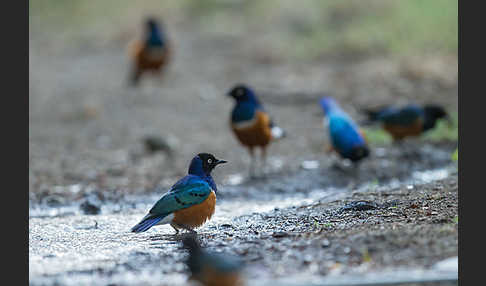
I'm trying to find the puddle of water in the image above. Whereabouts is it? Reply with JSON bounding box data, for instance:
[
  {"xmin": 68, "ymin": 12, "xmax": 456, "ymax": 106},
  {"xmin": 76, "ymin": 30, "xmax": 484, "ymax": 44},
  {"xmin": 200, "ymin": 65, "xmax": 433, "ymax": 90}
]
[{"xmin": 301, "ymin": 160, "xmax": 320, "ymax": 170}]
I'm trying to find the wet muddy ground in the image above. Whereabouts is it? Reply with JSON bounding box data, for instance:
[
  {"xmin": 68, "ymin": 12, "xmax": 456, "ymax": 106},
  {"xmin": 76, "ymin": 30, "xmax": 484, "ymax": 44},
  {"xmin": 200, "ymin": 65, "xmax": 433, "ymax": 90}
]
[
  {"xmin": 29, "ymin": 142, "xmax": 458, "ymax": 285},
  {"xmin": 29, "ymin": 3, "xmax": 458, "ymax": 284}
]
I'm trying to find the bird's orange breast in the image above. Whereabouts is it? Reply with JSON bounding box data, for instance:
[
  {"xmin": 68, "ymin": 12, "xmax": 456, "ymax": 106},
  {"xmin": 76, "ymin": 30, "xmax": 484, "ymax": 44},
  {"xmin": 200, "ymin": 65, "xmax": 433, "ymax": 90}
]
[
  {"xmin": 132, "ymin": 41, "xmax": 170, "ymax": 71},
  {"xmin": 193, "ymin": 268, "xmax": 243, "ymax": 286},
  {"xmin": 384, "ymin": 118, "xmax": 424, "ymax": 140},
  {"xmin": 173, "ymin": 191, "xmax": 216, "ymax": 228},
  {"xmin": 231, "ymin": 111, "xmax": 272, "ymax": 148}
]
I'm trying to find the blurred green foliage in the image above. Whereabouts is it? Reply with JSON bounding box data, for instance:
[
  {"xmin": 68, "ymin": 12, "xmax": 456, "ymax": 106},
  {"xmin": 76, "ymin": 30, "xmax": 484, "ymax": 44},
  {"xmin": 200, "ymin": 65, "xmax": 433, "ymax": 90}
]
[
  {"xmin": 30, "ymin": 0, "xmax": 457, "ymax": 59},
  {"xmin": 451, "ymin": 148, "xmax": 458, "ymax": 162}
]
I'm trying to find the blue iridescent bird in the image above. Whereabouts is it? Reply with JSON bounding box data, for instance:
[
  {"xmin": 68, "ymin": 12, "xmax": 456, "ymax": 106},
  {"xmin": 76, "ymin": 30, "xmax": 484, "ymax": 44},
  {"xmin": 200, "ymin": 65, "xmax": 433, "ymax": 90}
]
[
  {"xmin": 183, "ymin": 234, "xmax": 244, "ymax": 286},
  {"xmin": 227, "ymin": 84, "xmax": 285, "ymax": 176},
  {"xmin": 129, "ymin": 17, "xmax": 171, "ymax": 85},
  {"xmin": 319, "ymin": 97, "xmax": 369, "ymax": 163},
  {"xmin": 362, "ymin": 104, "xmax": 451, "ymax": 141},
  {"xmin": 131, "ymin": 153, "xmax": 226, "ymax": 234}
]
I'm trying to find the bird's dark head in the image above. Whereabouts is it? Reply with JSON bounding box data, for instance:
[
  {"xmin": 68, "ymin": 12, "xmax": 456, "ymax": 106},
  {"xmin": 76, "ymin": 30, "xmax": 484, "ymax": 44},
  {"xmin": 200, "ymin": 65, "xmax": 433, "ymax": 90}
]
[
  {"xmin": 424, "ymin": 105, "xmax": 448, "ymax": 119},
  {"xmin": 227, "ymin": 84, "xmax": 258, "ymax": 103},
  {"xmin": 424, "ymin": 104, "xmax": 452, "ymax": 126},
  {"xmin": 144, "ymin": 17, "xmax": 166, "ymax": 42},
  {"xmin": 145, "ymin": 17, "xmax": 159, "ymax": 31},
  {"xmin": 188, "ymin": 153, "xmax": 227, "ymax": 176}
]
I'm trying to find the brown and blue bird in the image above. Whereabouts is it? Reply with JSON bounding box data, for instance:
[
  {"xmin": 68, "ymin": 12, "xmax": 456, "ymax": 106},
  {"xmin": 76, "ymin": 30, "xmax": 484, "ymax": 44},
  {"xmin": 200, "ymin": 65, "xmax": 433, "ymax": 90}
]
[
  {"xmin": 362, "ymin": 104, "xmax": 452, "ymax": 141},
  {"xmin": 131, "ymin": 153, "xmax": 226, "ymax": 234},
  {"xmin": 129, "ymin": 17, "xmax": 171, "ymax": 85},
  {"xmin": 227, "ymin": 84, "xmax": 285, "ymax": 177},
  {"xmin": 182, "ymin": 234, "xmax": 244, "ymax": 286}
]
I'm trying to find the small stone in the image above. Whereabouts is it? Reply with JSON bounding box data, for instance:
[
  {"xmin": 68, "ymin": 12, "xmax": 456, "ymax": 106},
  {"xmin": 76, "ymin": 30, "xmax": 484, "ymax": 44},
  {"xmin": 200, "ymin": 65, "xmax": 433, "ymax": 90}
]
[
  {"xmin": 272, "ymin": 231, "xmax": 289, "ymax": 238},
  {"xmin": 341, "ymin": 201, "xmax": 379, "ymax": 211},
  {"xmin": 321, "ymin": 239, "xmax": 331, "ymax": 248},
  {"xmin": 80, "ymin": 200, "xmax": 101, "ymax": 215}
]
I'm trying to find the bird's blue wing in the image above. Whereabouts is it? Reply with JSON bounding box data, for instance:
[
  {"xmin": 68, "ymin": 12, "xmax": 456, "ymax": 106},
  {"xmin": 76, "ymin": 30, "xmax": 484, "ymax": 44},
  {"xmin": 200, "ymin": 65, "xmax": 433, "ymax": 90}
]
[
  {"xmin": 231, "ymin": 102, "xmax": 256, "ymax": 123},
  {"xmin": 148, "ymin": 175, "xmax": 211, "ymax": 216},
  {"xmin": 329, "ymin": 114, "xmax": 366, "ymax": 154}
]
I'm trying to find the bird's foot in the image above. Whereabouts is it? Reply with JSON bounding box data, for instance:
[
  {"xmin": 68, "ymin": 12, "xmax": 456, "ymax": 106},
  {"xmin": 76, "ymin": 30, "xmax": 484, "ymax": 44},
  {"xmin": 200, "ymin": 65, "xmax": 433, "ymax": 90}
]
[
  {"xmin": 331, "ymin": 161, "xmax": 346, "ymax": 172},
  {"xmin": 187, "ymin": 229, "xmax": 197, "ymax": 234},
  {"xmin": 176, "ymin": 223, "xmax": 197, "ymax": 234},
  {"xmin": 170, "ymin": 223, "xmax": 180, "ymax": 234}
]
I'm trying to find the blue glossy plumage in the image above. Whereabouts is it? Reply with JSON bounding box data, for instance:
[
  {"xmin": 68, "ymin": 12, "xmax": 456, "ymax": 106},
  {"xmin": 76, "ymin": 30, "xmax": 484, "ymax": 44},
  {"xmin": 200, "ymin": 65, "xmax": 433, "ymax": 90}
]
[
  {"xmin": 131, "ymin": 216, "xmax": 164, "ymax": 233},
  {"xmin": 131, "ymin": 175, "xmax": 211, "ymax": 233},
  {"xmin": 188, "ymin": 156, "xmax": 218, "ymax": 191},
  {"xmin": 230, "ymin": 87, "xmax": 263, "ymax": 124},
  {"xmin": 149, "ymin": 175, "xmax": 212, "ymax": 214},
  {"xmin": 374, "ymin": 105, "xmax": 424, "ymax": 125},
  {"xmin": 320, "ymin": 97, "xmax": 368, "ymax": 162},
  {"xmin": 147, "ymin": 25, "xmax": 165, "ymax": 47},
  {"xmin": 231, "ymin": 102, "xmax": 257, "ymax": 123}
]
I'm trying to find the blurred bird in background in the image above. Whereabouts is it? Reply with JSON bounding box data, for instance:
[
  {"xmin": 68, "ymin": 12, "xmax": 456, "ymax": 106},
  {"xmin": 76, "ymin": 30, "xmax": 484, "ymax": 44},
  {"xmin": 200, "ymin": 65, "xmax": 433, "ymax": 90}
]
[
  {"xmin": 319, "ymin": 96, "xmax": 369, "ymax": 165},
  {"xmin": 129, "ymin": 17, "xmax": 171, "ymax": 85},
  {"xmin": 362, "ymin": 104, "xmax": 452, "ymax": 142},
  {"xmin": 182, "ymin": 234, "xmax": 245, "ymax": 286},
  {"xmin": 227, "ymin": 84, "xmax": 285, "ymax": 178},
  {"xmin": 131, "ymin": 153, "xmax": 226, "ymax": 234}
]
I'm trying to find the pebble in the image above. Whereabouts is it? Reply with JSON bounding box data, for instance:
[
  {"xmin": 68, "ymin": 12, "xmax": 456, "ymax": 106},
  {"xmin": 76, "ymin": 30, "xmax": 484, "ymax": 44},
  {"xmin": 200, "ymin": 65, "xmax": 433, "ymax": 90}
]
[{"xmin": 80, "ymin": 200, "xmax": 101, "ymax": 215}]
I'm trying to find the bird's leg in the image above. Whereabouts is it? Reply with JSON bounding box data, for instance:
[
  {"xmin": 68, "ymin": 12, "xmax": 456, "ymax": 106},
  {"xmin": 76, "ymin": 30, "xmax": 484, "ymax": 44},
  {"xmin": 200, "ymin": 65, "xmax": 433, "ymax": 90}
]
[
  {"xmin": 129, "ymin": 66, "xmax": 142, "ymax": 86},
  {"xmin": 173, "ymin": 222, "xmax": 197, "ymax": 234},
  {"xmin": 325, "ymin": 144, "xmax": 334, "ymax": 154},
  {"xmin": 261, "ymin": 147, "xmax": 268, "ymax": 177},
  {"xmin": 350, "ymin": 162, "xmax": 360, "ymax": 178},
  {"xmin": 182, "ymin": 226, "xmax": 197, "ymax": 234},
  {"xmin": 248, "ymin": 147, "xmax": 256, "ymax": 179}
]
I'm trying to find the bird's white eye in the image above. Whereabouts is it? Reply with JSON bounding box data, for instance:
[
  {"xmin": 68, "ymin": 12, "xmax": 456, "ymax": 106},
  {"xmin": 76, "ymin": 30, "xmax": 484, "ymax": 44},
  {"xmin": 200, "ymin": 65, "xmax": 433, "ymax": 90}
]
[{"xmin": 207, "ymin": 158, "xmax": 212, "ymax": 164}]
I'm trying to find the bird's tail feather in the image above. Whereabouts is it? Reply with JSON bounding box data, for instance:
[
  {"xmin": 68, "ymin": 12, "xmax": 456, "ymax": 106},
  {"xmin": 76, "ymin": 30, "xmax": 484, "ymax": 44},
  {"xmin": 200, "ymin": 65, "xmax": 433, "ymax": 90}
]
[
  {"xmin": 131, "ymin": 216, "xmax": 164, "ymax": 233},
  {"xmin": 360, "ymin": 108, "xmax": 386, "ymax": 126},
  {"xmin": 362, "ymin": 108, "xmax": 381, "ymax": 122}
]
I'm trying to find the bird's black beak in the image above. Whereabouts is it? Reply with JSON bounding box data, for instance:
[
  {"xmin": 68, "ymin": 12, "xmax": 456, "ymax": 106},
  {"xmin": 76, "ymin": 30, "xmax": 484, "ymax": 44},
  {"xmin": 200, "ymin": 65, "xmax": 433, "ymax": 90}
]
[{"xmin": 215, "ymin": 159, "xmax": 227, "ymax": 165}]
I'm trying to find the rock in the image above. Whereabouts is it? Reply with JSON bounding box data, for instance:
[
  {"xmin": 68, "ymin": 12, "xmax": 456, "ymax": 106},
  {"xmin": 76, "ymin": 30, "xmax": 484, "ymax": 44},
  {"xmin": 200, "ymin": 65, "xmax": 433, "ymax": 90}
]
[
  {"xmin": 142, "ymin": 135, "xmax": 176, "ymax": 155},
  {"xmin": 42, "ymin": 195, "xmax": 66, "ymax": 207},
  {"xmin": 80, "ymin": 200, "xmax": 101, "ymax": 215},
  {"xmin": 321, "ymin": 239, "xmax": 331, "ymax": 248},
  {"xmin": 272, "ymin": 231, "xmax": 289, "ymax": 238},
  {"xmin": 341, "ymin": 201, "xmax": 379, "ymax": 212}
]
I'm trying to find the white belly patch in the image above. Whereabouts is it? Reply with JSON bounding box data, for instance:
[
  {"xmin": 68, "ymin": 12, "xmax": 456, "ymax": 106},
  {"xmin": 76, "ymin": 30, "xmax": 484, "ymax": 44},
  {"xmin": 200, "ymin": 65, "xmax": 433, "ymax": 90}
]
[
  {"xmin": 156, "ymin": 213, "xmax": 174, "ymax": 225},
  {"xmin": 232, "ymin": 117, "xmax": 258, "ymax": 130}
]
